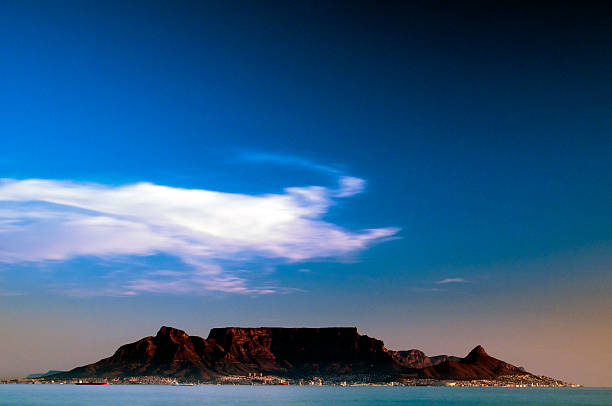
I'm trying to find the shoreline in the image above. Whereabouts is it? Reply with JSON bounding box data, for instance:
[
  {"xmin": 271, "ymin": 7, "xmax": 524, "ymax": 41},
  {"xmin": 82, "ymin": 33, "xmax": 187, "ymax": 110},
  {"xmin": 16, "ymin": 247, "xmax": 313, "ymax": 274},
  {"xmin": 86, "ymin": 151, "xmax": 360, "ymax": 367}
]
[{"xmin": 0, "ymin": 377, "xmax": 580, "ymax": 388}]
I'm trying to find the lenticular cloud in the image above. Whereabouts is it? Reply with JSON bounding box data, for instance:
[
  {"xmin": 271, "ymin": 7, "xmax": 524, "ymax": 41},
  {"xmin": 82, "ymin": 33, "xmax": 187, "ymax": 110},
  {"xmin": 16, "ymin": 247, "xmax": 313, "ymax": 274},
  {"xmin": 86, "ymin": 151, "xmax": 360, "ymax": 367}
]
[{"xmin": 0, "ymin": 178, "xmax": 398, "ymax": 295}]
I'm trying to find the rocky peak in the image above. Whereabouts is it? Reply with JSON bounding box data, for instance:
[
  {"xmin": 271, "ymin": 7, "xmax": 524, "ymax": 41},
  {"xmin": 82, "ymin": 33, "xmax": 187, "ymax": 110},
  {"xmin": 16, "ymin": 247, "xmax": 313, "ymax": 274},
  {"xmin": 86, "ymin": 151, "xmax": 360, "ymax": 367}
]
[
  {"xmin": 156, "ymin": 326, "xmax": 190, "ymax": 342},
  {"xmin": 389, "ymin": 349, "xmax": 430, "ymax": 368},
  {"xmin": 463, "ymin": 345, "xmax": 488, "ymax": 363}
]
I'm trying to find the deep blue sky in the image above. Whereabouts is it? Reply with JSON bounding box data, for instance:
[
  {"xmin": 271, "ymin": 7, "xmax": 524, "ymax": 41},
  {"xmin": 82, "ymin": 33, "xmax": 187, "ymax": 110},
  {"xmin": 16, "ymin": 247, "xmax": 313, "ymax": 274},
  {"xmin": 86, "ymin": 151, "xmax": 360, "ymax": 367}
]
[{"xmin": 0, "ymin": 1, "xmax": 611, "ymax": 385}]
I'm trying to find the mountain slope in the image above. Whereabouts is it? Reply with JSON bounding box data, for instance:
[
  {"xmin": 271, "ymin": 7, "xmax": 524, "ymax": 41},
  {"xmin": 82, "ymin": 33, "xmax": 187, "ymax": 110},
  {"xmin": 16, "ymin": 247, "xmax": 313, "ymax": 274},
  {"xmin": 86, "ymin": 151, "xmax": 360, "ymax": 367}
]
[
  {"xmin": 53, "ymin": 326, "xmax": 222, "ymax": 379},
  {"xmin": 26, "ymin": 370, "xmax": 65, "ymax": 379},
  {"xmin": 416, "ymin": 345, "xmax": 528, "ymax": 380}
]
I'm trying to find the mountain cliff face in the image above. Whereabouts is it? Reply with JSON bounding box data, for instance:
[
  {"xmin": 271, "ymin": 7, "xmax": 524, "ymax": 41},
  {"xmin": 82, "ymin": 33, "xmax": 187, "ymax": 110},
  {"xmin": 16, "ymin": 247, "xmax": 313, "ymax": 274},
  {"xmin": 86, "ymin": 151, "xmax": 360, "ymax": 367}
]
[
  {"xmin": 50, "ymin": 326, "xmax": 529, "ymax": 381},
  {"xmin": 206, "ymin": 327, "xmax": 398, "ymax": 376}
]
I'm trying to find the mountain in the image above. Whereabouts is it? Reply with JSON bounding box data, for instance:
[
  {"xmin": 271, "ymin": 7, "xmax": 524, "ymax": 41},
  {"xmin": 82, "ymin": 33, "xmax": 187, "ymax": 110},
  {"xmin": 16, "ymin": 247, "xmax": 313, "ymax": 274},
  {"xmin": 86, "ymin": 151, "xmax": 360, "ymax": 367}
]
[
  {"xmin": 48, "ymin": 326, "xmax": 531, "ymax": 381},
  {"xmin": 51, "ymin": 326, "xmax": 221, "ymax": 379},
  {"xmin": 26, "ymin": 370, "xmax": 65, "ymax": 379},
  {"xmin": 389, "ymin": 349, "xmax": 461, "ymax": 369},
  {"xmin": 51, "ymin": 326, "xmax": 400, "ymax": 379},
  {"xmin": 414, "ymin": 345, "xmax": 529, "ymax": 380},
  {"xmin": 206, "ymin": 327, "xmax": 399, "ymax": 376}
]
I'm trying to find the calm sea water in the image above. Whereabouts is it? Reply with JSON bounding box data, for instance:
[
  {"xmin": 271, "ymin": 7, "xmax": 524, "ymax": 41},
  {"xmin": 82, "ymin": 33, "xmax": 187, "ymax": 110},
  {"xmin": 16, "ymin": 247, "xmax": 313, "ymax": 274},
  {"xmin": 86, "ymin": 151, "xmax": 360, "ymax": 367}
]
[{"xmin": 0, "ymin": 385, "xmax": 610, "ymax": 406}]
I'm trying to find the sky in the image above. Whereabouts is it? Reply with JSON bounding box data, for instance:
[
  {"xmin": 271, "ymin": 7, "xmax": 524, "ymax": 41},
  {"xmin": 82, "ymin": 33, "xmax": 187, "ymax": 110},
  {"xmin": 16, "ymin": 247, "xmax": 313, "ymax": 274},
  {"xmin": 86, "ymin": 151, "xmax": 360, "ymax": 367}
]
[{"xmin": 0, "ymin": 0, "xmax": 611, "ymax": 386}]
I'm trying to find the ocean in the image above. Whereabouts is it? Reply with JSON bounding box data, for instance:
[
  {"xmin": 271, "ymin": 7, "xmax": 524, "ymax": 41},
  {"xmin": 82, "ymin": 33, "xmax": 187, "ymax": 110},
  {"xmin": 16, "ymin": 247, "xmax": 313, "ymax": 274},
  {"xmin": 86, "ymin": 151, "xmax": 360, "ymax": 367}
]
[{"xmin": 0, "ymin": 385, "xmax": 610, "ymax": 406}]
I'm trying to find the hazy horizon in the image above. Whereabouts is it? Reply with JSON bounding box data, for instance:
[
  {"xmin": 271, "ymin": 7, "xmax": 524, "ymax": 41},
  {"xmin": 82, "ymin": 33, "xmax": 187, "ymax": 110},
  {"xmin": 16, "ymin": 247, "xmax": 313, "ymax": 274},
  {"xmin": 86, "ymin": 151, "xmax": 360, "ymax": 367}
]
[{"xmin": 0, "ymin": 1, "xmax": 610, "ymax": 387}]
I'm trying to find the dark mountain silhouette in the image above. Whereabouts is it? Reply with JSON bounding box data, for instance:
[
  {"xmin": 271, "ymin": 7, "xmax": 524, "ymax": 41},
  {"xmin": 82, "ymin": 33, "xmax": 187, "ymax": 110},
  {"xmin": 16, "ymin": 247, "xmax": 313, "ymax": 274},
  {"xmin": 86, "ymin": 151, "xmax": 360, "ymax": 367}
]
[
  {"xmin": 205, "ymin": 327, "xmax": 399, "ymax": 376},
  {"xmin": 49, "ymin": 326, "xmax": 531, "ymax": 381},
  {"xmin": 415, "ymin": 345, "xmax": 529, "ymax": 380}
]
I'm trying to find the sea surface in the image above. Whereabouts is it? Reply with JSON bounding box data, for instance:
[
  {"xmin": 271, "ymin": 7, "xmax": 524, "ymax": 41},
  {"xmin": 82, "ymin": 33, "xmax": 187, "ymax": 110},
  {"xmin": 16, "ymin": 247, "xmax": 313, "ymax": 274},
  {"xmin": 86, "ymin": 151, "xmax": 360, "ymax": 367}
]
[{"xmin": 0, "ymin": 385, "xmax": 610, "ymax": 406}]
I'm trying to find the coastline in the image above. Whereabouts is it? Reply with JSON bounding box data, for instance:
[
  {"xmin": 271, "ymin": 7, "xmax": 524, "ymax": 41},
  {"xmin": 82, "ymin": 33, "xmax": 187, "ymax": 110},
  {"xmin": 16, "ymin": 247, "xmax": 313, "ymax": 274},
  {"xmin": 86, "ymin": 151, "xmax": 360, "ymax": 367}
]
[{"xmin": 0, "ymin": 374, "xmax": 580, "ymax": 388}]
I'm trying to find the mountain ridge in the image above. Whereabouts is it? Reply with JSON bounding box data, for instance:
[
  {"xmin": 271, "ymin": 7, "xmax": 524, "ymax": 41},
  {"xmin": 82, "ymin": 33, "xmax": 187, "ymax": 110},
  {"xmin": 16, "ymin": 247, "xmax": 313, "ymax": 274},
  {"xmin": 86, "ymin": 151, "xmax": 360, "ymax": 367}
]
[{"xmin": 48, "ymin": 326, "xmax": 536, "ymax": 381}]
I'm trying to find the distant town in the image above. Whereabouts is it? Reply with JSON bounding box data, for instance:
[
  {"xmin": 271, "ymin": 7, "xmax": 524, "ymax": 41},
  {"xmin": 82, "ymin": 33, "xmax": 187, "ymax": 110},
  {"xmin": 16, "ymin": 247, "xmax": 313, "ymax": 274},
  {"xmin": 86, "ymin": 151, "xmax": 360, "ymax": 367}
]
[{"xmin": 1, "ymin": 373, "xmax": 578, "ymax": 387}]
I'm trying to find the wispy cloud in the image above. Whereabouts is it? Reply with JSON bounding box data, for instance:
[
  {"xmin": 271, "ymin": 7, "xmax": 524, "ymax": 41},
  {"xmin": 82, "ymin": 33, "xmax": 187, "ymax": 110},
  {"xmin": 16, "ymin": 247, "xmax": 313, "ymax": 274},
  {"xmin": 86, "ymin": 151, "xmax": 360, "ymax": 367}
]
[
  {"xmin": 410, "ymin": 287, "xmax": 444, "ymax": 293},
  {"xmin": 0, "ymin": 177, "xmax": 399, "ymax": 295},
  {"xmin": 436, "ymin": 277, "xmax": 467, "ymax": 284},
  {"xmin": 334, "ymin": 176, "xmax": 366, "ymax": 197},
  {"xmin": 239, "ymin": 152, "xmax": 341, "ymax": 175},
  {"xmin": 239, "ymin": 152, "xmax": 366, "ymax": 198}
]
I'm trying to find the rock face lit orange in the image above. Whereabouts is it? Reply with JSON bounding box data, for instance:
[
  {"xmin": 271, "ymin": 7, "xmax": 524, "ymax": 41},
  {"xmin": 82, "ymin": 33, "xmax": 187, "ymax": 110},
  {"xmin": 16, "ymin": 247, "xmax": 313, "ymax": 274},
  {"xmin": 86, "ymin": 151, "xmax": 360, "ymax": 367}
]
[{"xmin": 50, "ymin": 326, "xmax": 533, "ymax": 381}]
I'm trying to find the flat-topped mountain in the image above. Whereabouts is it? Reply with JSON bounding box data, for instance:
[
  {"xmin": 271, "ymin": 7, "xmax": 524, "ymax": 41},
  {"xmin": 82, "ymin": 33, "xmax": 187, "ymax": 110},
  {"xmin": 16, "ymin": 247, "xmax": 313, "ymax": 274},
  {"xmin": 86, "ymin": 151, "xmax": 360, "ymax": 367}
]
[
  {"xmin": 48, "ymin": 326, "xmax": 536, "ymax": 381},
  {"xmin": 206, "ymin": 327, "xmax": 397, "ymax": 375},
  {"xmin": 52, "ymin": 326, "xmax": 399, "ymax": 379}
]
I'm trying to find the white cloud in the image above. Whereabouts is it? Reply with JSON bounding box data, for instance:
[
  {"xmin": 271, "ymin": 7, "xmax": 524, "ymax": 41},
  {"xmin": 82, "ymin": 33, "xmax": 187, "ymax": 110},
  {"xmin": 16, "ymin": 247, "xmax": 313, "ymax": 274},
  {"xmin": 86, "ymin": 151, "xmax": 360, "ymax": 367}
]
[
  {"xmin": 436, "ymin": 278, "xmax": 467, "ymax": 284},
  {"xmin": 0, "ymin": 178, "xmax": 399, "ymax": 295}
]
